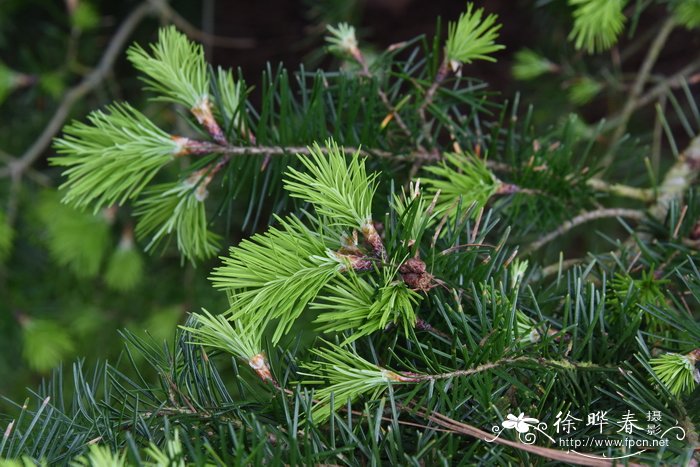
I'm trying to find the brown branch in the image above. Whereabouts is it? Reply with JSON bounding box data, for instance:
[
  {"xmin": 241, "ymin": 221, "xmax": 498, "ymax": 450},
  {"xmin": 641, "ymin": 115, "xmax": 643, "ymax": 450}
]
[
  {"xmin": 179, "ymin": 141, "xmax": 434, "ymax": 163},
  {"xmin": 601, "ymin": 56, "xmax": 700, "ymax": 134},
  {"xmin": 213, "ymin": 144, "xmax": 394, "ymax": 160},
  {"xmin": 417, "ymin": 59, "xmax": 450, "ymax": 147},
  {"xmin": 631, "ymin": 59, "xmax": 700, "ymax": 109},
  {"xmin": 146, "ymin": 0, "xmax": 255, "ymax": 49},
  {"xmin": 526, "ymin": 208, "xmax": 646, "ymax": 253},
  {"xmin": 536, "ymin": 257, "xmax": 587, "ymax": 280},
  {"xmin": 400, "ymin": 357, "xmax": 617, "ymax": 383}
]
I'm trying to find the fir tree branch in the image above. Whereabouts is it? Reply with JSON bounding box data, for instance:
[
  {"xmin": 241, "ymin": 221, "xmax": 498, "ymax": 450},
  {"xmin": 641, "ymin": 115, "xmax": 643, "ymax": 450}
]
[
  {"xmin": 53, "ymin": 103, "xmax": 185, "ymax": 211},
  {"xmin": 189, "ymin": 143, "xmax": 396, "ymax": 160},
  {"xmin": 407, "ymin": 356, "xmax": 619, "ymax": 382},
  {"xmin": 613, "ymin": 136, "xmax": 700, "ymax": 250},
  {"xmin": 526, "ymin": 208, "xmax": 645, "ymax": 253},
  {"xmin": 419, "ymin": 3, "xmax": 503, "ymax": 145}
]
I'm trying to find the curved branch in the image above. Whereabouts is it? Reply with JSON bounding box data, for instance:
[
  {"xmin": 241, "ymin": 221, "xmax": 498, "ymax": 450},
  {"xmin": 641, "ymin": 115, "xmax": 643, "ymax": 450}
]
[
  {"xmin": 147, "ymin": 0, "xmax": 255, "ymax": 49},
  {"xmin": 527, "ymin": 208, "xmax": 645, "ymax": 253}
]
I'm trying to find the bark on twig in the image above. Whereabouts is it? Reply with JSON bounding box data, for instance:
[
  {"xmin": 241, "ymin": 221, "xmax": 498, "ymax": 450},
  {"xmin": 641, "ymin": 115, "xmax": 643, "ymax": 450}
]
[{"xmin": 527, "ymin": 208, "xmax": 645, "ymax": 253}]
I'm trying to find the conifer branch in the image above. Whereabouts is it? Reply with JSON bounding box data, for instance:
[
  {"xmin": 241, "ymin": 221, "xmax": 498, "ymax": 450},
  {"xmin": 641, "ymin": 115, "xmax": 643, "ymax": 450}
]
[
  {"xmin": 284, "ymin": 140, "xmax": 377, "ymax": 230},
  {"xmin": 127, "ymin": 26, "xmax": 209, "ymax": 110},
  {"xmin": 181, "ymin": 309, "xmax": 277, "ymax": 386},
  {"xmin": 649, "ymin": 349, "xmax": 700, "ymax": 396},
  {"xmin": 210, "ymin": 215, "xmax": 343, "ymax": 344},
  {"xmin": 134, "ymin": 180, "xmax": 221, "ymax": 263},
  {"xmin": 444, "ymin": 4, "xmax": 504, "ymax": 65},
  {"xmin": 601, "ymin": 56, "xmax": 700, "ymax": 132},
  {"xmin": 405, "ymin": 356, "xmax": 619, "ymax": 382},
  {"xmin": 5, "ymin": 9, "xmax": 700, "ymax": 464},
  {"xmin": 52, "ymin": 103, "xmax": 184, "ymax": 211},
  {"xmin": 423, "ymin": 152, "xmax": 501, "ymax": 219},
  {"xmin": 185, "ymin": 142, "xmax": 396, "ymax": 159}
]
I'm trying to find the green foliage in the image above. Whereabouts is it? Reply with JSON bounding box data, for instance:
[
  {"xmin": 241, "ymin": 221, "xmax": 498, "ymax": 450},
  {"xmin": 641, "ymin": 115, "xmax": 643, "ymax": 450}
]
[
  {"xmin": 144, "ymin": 430, "xmax": 185, "ymax": 466},
  {"xmin": 127, "ymin": 26, "xmax": 208, "ymax": 109},
  {"xmin": 139, "ymin": 306, "xmax": 184, "ymax": 343},
  {"xmin": 38, "ymin": 71, "xmax": 65, "ymax": 99},
  {"xmin": 0, "ymin": 209, "xmax": 14, "ymax": 262},
  {"xmin": 71, "ymin": 444, "xmax": 125, "ymax": 467},
  {"xmin": 511, "ymin": 49, "xmax": 556, "ymax": 80},
  {"xmin": 215, "ymin": 67, "xmax": 244, "ymax": 127},
  {"xmin": 0, "ymin": 458, "xmax": 46, "ymax": 467},
  {"xmin": 390, "ymin": 182, "xmax": 439, "ymax": 244},
  {"xmin": 314, "ymin": 272, "xmax": 421, "ymax": 343},
  {"xmin": 672, "ymin": 0, "xmax": 700, "ymax": 28},
  {"xmin": 0, "ymin": 61, "xmax": 21, "ymax": 105},
  {"xmin": 609, "ymin": 269, "xmax": 668, "ymax": 310},
  {"xmin": 568, "ymin": 0, "xmax": 627, "ymax": 53},
  {"xmin": 21, "ymin": 318, "xmax": 75, "ymax": 373},
  {"xmin": 70, "ymin": 1, "xmax": 100, "ymax": 31},
  {"xmin": 445, "ymin": 3, "xmax": 504, "ymax": 64},
  {"xmin": 301, "ymin": 341, "xmax": 399, "ymax": 422},
  {"xmin": 36, "ymin": 193, "xmax": 110, "ymax": 278},
  {"xmin": 134, "ymin": 181, "xmax": 221, "ymax": 264},
  {"xmin": 567, "ymin": 76, "xmax": 603, "ymax": 105},
  {"xmin": 649, "ymin": 352, "xmax": 699, "ymax": 396},
  {"xmin": 104, "ymin": 238, "xmax": 144, "ymax": 292},
  {"xmin": 325, "ymin": 22, "xmax": 359, "ymax": 57},
  {"xmin": 182, "ymin": 308, "xmax": 261, "ymax": 362},
  {"xmin": 422, "ymin": 152, "xmax": 499, "ymax": 219},
  {"xmin": 4, "ymin": 5, "xmax": 700, "ymax": 466},
  {"xmin": 52, "ymin": 103, "xmax": 180, "ymax": 212},
  {"xmin": 210, "ymin": 214, "xmax": 341, "ymax": 344},
  {"xmin": 284, "ymin": 140, "xmax": 377, "ymax": 229}
]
